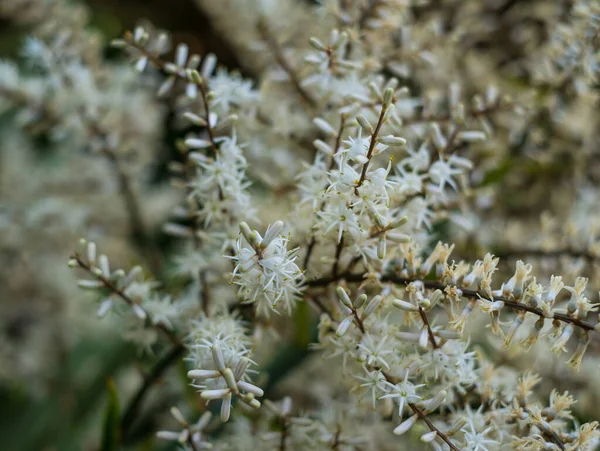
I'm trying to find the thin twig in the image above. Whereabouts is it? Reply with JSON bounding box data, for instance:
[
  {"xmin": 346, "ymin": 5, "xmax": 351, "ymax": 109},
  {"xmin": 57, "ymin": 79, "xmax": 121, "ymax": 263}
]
[
  {"xmin": 72, "ymin": 255, "xmax": 182, "ymax": 345},
  {"xmin": 257, "ymin": 19, "xmax": 317, "ymax": 108},
  {"xmin": 121, "ymin": 344, "xmax": 186, "ymax": 440},
  {"xmin": 418, "ymin": 307, "xmax": 439, "ymax": 349},
  {"xmin": 408, "ymin": 402, "xmax": 460, "ymax": 451},
  {"xmin": 355, "ymin": 103, "xmax": 387, "ymax": 193}
]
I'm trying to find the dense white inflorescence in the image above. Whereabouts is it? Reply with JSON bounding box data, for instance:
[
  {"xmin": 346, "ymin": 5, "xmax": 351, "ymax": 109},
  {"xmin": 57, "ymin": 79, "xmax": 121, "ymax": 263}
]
[{"xmin": 2, "ymin": 0, "xmax": 600, "ymax": 449}]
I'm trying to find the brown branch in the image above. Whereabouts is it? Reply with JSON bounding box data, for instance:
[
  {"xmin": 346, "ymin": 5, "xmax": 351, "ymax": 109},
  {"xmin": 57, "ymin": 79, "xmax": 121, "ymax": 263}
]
[
  {"xmin": 279, "ymin": 416, "xmax": 289, "ymax": 451},
  {"xmin": 332, "ymin": 235, "xmax": 345, "ymax": 278},
  {"xmin": 408, "ymin": 402, "xmax": 460, "ymax": 451},
  {"xmin": 121, "ymin": 344, "xmax": 186, "ymax": 441},
  {"xmin": 355, "ymin": 104, "xmax": 387, "ymax": 193},
  {"xmin": 418, "ymin": 307, "xmax": 439, "ymax": 349},
  {"xmin": 307, "ymin": 272, "xmax": 599, "ymax": 333},
  {"xmin": 72, "ymin": 255, "xmax": 182, "ymax": 345}
]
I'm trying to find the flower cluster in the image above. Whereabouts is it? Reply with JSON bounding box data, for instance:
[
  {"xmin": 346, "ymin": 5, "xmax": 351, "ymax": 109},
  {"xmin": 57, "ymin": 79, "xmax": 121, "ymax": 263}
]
[{"xmin": 2, "ymin": 0, "xmax": 600, "ymax": 449}]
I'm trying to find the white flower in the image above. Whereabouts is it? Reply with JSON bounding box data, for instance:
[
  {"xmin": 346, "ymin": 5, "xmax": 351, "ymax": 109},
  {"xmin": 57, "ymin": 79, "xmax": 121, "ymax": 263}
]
[
  {"xmin": 381, "ymin": 372, "xmax": 424, "ymax": 416},
  {"xmin": 230, "ymin": 222, "xmax": 304, "ymax": 315}
]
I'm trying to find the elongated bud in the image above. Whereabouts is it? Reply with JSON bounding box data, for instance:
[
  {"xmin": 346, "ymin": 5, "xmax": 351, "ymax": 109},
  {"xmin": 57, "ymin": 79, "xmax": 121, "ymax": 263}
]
[
  {"xmin": 309, "ymin": 36, "xmax": 327, "ymax": 51},
  {"xmin": 221, "ymin": 367, "xmax": 239, "ymax": 394},
  {"xmin": 336, "ymin": 317, "xmax": 353, "ymax": 337},
  {"xmin": 132, "ymin": 304, "xmax": 147, "ymax": 320},
  {"xmin": 336, "ymin": 287, "xmax": 353, "ymax": 309},
  {"xmin": 97, "ymin": 300, "xmax": 113, "ymax": 317},
  {"xmin": 421, "ymin": 431, "xmax": 437, "ymax": 443},
  {"xmin": 383, "ymin": 87, "xmax": 394, "ymax": 107},
  {"xmin": 183, "ymin": 112, "xmax": 207, "ymax": 126},
  {"xmin": 78, "ymin": 280, "xmax": 104, "ymax": 289},
  {"xmin": 356, "ymin": 115, "xmax": 373, "ymax": 134},
  {"xmin": 387, "ymin": 232, "xmax": 410, "ymax": 243},
  {"xmin": 240, "ymin": 222, "xmax": 254, "ymax": 244},
  {"xmin": 201, "ymin": 388, "xmax": 231, "ymax": 400},
  {"xmin": 354, "ymin": 294, "xmax": 368, "ymax": 309},
  {"xmin": 377, "ymin": 236, "xmax": 386, "ymax": 259},
  {"xmin": 185, "ymin": 138, "xmax": 212, "ymax": 149},
  {"xmin": 362, "ymin": 295, "xmax": 382, "ymax": 318},
  {"xmin": 434, "ymin": 329, "xmax": 462, "ymax": 339},
  {"xmin": 233, "ymin": 357, "xmax": 249, "ymax": 380},
  {"xmin": 237, "ymin": 380, "xmax": 264, "ymax": 397},
  {"xmin": 187, "ymin": 69, "xmax": 203, "ymax": 86},
  {"xmin": 429, "ymin": 289, "xmax": 444, "ymax": 308},
  {"xmin": 392, "ymin": 299, "xmax": 418, "ymax": 312},
  {"xmin": 98, "ymin": 255, "xmax": 110, "ymax": 277},
  {"xmin": 170, "ymin": 406, "xmax": 187, "ymax": 425},
  {"xmin": 457, "ymin": 131, "xmax": 486, "ymax": 142},
  {"xmin": 201, "ymin": 53, "xmax": 217, "ymax": 78},
  {"xmin": 390, "ymin": 216, "xmax": 408, "ymax": 228},
  {"xmin": 418, "ymin": 326, "xmax": 429, "ymax": 350},
  {"xmin": 188, "ymin": 369, "xmax": 221, "ymax": 379},
  {"xmin": 261, "ymin": 221, "xmax": 283, "ymax": 249},
  {"xmin": 212, "ymin": 345, "xmax": 225, "ymax": 371},
  {"xmin": 379, "ymin": 135, "xmax": 407, "ymax": 146},
  {"xmin": 368, "ymin": 81, "xmax": 382, "ymax": 100},
  {"xmin": 87, "ymin": 242, "xmax": 96, "ymax": 264},
  {"xmin": 221, "ymin": 393, "xmax": 232, "ymax": 422},
  {"xmin": 313, "ymin": 139, "xmax": 333, "ymax": 155},
  {"xmin": 393, "ymin": 414, "xmax": 418, "ymax": 435},
  {"xmin": 313, "ymin": 118, "xmax": 337, "ymax": 136},
  {"xmin": 430, "ymin": 123, "xmax": 447, "ymax": 150},
  {"xmin": 156, "ymin": 431, "xmax": 180, "ymax": 441},
  {"xmin": 418, "ymin": 390, "xmax": 447, "ymax": 412}
]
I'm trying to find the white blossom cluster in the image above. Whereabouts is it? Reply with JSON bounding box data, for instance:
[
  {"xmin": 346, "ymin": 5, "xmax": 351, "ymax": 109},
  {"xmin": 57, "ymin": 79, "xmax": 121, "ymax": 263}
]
[{"xmin": 2, "ymin": 0, "xmax": 600, "ymax": 449}]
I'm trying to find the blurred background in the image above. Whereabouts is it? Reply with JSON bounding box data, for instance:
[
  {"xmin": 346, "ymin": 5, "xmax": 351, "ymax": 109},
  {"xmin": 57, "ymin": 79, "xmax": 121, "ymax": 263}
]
[{"xmin": 0, "ymin": 1, "xmax": 242, "ymax": 450}]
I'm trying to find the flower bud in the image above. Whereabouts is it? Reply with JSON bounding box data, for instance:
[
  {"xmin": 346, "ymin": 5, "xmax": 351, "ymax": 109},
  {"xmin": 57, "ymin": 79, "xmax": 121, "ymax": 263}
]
[
  {"xmin": 356, "ymin": 115, "xmax": 373, "ymax": 134},
  {"xmin": 393, "ymin": 414, "xmax": 418, "ymax": 435},
  {"xmin": 201, "ymin": 388, "xmax": 231, "ymax": 400},
  {"xmin": 336, "ymin": 287, "xmax": 353, "ymax": 309},
  {"xmin": 392, "ymin": 299, "xmax": 418, "ymax": 312}
]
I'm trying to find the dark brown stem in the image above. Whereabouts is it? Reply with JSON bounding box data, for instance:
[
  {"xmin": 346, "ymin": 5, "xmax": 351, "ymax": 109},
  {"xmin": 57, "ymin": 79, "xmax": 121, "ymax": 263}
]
[
  {"xmin": 408, "ymin": 403, "xmax": 460, "ymax": 451},
  {"xmin": 355, "ymin": 104, "xmax": 387, "ymax": 193},
  {"xmin": 418, "ymin": 307, "xmax": 439, "ymax": 349},
  {"xmin": 332, "ymin": 235, "xmax": 345, "ymax": 278},
  {"xmin": 121, "ymin": 344, "xmax": 186, "ymax": 441},
  {"xmin": 279, "ymin": 416, "xmax": 289, "ymax": 451},
  {"xmin": 187, "ymin": 434, "xmax": 200, "ymax": 451}
]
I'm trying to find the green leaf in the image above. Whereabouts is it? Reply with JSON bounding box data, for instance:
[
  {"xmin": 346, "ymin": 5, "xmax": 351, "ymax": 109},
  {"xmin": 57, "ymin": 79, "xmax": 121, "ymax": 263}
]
[{"xmin": 102, "ymin": 377, "xmax": 121, "ymax": 451}]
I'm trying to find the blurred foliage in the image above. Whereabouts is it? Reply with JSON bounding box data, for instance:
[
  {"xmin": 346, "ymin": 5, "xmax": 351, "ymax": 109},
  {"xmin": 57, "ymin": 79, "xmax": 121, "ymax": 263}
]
[{"xmin": 0, "ymin": 1, "xmax": 239, "ymax": 450}]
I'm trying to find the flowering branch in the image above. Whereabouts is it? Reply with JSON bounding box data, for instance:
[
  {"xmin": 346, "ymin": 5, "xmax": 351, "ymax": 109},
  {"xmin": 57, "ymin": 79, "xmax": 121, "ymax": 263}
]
[
  {"xmin": 69, "ymin": 247, "xmax": 181, "ymax": 345},
  {"xmin": 308, "ymin": 271, "xmax": 598, "ymax": 333}
]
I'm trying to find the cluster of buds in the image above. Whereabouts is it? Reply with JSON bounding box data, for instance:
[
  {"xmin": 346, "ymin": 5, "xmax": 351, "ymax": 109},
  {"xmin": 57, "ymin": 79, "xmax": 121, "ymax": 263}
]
[{"xmin": 187, "ymin": 343, "xmax": 263, "ymax": 422}]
